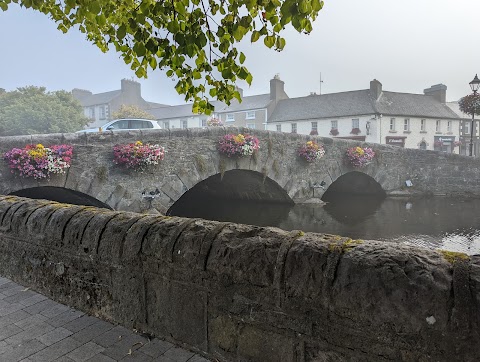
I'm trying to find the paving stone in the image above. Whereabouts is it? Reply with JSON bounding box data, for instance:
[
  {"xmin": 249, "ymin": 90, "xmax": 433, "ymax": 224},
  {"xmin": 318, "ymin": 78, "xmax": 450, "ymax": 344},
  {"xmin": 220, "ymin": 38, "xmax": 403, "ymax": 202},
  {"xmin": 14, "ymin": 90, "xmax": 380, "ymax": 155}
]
[
  {"xmin": 138, "ymin": 338, "xmax": 174, "ymax": 358},
  {"xmin": 92, "ymin": 325, "xmax": 131, "ymax": 348},
  {"xmin": 62, "ymin": 315, "xmax": 99, "ymax": 333},
  {"xmin": 66, "ymin": 341, "xmax": 105, "ymax": 362},
  {"xmin": 71, "ymin": 320, "xmax": 114, "ymax": 344},
  {"xmin": 6, "ymin": 322, "xmax": 55, "ymax": 345},
  {"xmin": 23, "ymin": 299, "xmax": 59, "ymax": 315},
  {"xmin": 46, "ymin": 309, "xmax": 85, "ymax": 328},
  {"xmin": 0, "ymin": 323, "xmax": 23, "ymax": 341},
  {"xmin": 0, "ymin": 339, "xmax": 15, "ymax": 354},
  {"xmin": 28, "ymin": 337, "xmax": 82, "ymax": 362},
  {"xmin": 119, "ymin": 350, "xmax": 153, "ymax": 361},
  {"xmin": 0, "ymin": 282, "xmax": 23, "ymax": 293},
  {"xmin": 52, "ymin": 357, "xmax": 75, "ymax": 362},
  {"xmin": 0, "ymin": 277, "xmax": 11, "ymax": 286},
  {"xmin": 40, "ymin": 303, "xmax": 72, "ymax": 319},
  {"xmin": 0, "ymin": 302, "xmax": 28, "ymax": 317},
  {"xmin": 152, "ymin": 356, "xmax": 176, "ymax": 362},
  {"xmin": 14, "ymin": 313, "xmax": 48, "ymax": 329},
  {"xmin": 0, "ymin": 310, "xmax": 31, "ymax": 328},
  {"xmin": 85, "ymin": 354, "xmax": 115, "ymax": 362},
  {"xmin": 19, "ymin": 294, "xmax": 49, "ymax": 307},
  {"xmin": 101, "ymin": 332, "xmax": 149, "ymax": 360},
  {"xmin": 162, "ymin": 347, "xmax": 195, "ymax": 362},
  {"xmin": 0, "ymin": 339, "xmax": 47, "ymax": 361},
  {"xmin": 186, "ymin": 355, "xmax": 211, "ymax": 362},
  {"xmin": 2, "ymin": 284, "xmax": 28, "ymax": 297},
  {"xmin": 3, "ymin": 290, "xmax": 38, "ymax": 304},
  {"xmin": 36, "ymin": 327, "xmax": 73, "ymax": 346}
]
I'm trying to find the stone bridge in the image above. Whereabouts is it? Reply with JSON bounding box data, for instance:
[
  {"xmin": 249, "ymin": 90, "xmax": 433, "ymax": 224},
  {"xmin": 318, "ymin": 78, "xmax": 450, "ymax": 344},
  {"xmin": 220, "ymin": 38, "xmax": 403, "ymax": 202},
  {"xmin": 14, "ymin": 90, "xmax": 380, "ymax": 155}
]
[{"xmin": 0, "ymin": 128, "xmax": 480, "ymax": 213}]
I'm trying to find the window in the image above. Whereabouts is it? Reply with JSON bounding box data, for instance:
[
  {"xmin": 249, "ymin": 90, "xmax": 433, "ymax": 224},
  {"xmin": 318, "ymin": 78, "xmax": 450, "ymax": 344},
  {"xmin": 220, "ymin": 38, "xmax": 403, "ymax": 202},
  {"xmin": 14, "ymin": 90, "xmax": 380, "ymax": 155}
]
[
  {"xmin": 311, "ymin": 121, "xmax": 318, "ymax": 132},
  {"xmin": 465, "ymin": 122, "xmax": 470, "ymax": 135},
  {"xmin": 89, "ymin": 107, "xmax": 95, "ymax": 119},
  {"xmin": 276, "ymin": 124, "xmax": 282, "ymax": 132},
  {"xmin": 331, "ymin": 120, "xmax": 338, "ymax": 129},
  {"xmin": 403, "ymin": 119, "xmax": 410, "ymax": 132},
  {"xmin": 447, "ymin": 121, "xmax": 452, "ymax": 132},
  {"xmin": 130, "ymin": 120, "xmax": 153, "ymax": 129},
  {"xmin": 226, "ymin": 114, "xmax": 235, "ymax": 122},
  {"xmin": 163, "ymin": 121, "xmax": 170, "ymax": 129},
  {"xmin": 107, "ymin": 120, "xmax": 129, "ymax": 130},
  {"xmin": 291, "ymin": 123, "xmax": 297, "ymax": 133},
  {"xmin": 390, "ymin": 118, "xmax": 396, "ymax": 131},
  {"xmin": 246, "ymin": 111, "xmax": 255, "ymax": 119},
  {"xmin": 99, "ymin": 105, "xmax": 106, "ymax": 120},
  {"xmin": 419, "ymin": 141, "xmax": 427, "ymax": 150},
  {"xmin": 246, "ymin": 123, "xmax": 255, "ymax": 129},
  {"xmin": 436, "ymin": 120, "xmax": 441, "ymax": 132},
  {"xmin": 421, "ymin": 119, "xmax": 426, "ymax": 132},
  {"xmin": 201, "ymin": 119, "xmax": 207, "ymax": 127},
  {"xmin": 181, "ymin": 119, "xmax": 188, "ymax": 129},
  {"xmin": 352, "ymin": 118, "xmax": 359, "ymax": 129}
]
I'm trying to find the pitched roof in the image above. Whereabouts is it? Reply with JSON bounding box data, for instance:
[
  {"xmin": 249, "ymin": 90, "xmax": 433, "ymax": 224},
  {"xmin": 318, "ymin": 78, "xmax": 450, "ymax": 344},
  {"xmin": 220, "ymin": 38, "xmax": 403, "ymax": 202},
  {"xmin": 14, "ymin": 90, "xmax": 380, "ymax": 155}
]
[
  {"xmin": 149, "ymin": 101, "xmax": 225, "ymax": 120},
  {"xmin": 446, "ymin": 101, "xmax": 470, "ymax": 120},
  {"xmin": 269, "ymin": 90, "xmax": 375, "ymax": 122},
  {"xmin": 269, "ymin": 89, "xmax": 461, "ymax": 123},
  {"xmin": 216, "ymin": 94, "xmax": 272, "ymax": 113},
  {"xmin": 77, "ymin": 90, "xmax": 121, "ymax": 107}
]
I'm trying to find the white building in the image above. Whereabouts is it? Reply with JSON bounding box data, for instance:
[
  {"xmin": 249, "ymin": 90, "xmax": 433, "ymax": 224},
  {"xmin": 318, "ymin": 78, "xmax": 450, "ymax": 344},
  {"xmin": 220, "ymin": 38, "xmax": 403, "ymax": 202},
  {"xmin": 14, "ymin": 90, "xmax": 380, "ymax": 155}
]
[{"xmin": 266, "ymin": 80, "xmax": 462, "ymax": 153}]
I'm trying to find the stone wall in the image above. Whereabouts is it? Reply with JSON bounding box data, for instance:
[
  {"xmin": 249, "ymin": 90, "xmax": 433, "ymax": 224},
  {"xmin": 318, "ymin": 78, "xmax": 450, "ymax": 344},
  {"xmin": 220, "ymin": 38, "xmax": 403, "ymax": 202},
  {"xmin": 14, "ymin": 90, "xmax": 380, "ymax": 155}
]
[
  {"xmin": 2, "ymin": 128, "xmax": 480, "ymax": 213},
  {"xmin": 0, "ymin": 195, "xmax": 479, "ymax": 361}
]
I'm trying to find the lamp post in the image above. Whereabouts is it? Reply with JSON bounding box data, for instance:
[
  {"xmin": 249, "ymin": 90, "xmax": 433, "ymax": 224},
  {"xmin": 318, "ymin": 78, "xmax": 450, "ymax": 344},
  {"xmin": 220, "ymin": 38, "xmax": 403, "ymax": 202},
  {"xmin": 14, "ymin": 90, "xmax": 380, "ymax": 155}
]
[{"xmin": 469, "ymin": 74, "xmax": 480, "ymax": 156}]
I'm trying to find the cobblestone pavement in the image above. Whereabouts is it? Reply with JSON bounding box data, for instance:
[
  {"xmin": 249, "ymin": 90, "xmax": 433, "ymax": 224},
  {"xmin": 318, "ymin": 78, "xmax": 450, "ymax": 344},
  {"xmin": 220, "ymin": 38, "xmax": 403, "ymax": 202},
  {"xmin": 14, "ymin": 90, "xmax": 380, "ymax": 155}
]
[{"xmin": 0, "ymin": 276, "xmax": 210, "ymax": 362}]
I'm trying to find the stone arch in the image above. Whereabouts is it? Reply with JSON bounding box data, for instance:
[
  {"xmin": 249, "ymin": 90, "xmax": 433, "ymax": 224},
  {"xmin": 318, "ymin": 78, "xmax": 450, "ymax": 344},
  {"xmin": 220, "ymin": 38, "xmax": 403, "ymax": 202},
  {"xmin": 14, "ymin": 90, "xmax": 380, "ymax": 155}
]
[
  {"xmin": 9, "ymin": 186, "xmax": 113, "ymax": 210},
  {"xmin": 166, "ymin": 169, "xmax": 293, "ymax": 216},
  {"xmin": 322, "ymin": 171, "xmax": 386, "ymax": 202}
]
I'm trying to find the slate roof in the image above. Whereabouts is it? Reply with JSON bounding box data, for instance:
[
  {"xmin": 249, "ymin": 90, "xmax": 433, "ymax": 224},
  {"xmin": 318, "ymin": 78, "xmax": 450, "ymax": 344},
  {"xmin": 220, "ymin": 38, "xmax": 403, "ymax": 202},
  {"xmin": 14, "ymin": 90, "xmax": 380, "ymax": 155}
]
[
  {"xmin": 445, "ymin": 101, "xmax": 470, "ymax": 120},
  {"xmin": 78, "ymin": 90, "xmax": 121, "ymax": 107},
  {"xmin": 216, "ymin": 94, "xmax": 272, "ymax": 113},
  {"xmin": 149, "ymin": 101, "xmax": 225, "ymax": 120},
  {"xmin": 269, "ymin": 89, "xmax": 461, "ymax": 123}
]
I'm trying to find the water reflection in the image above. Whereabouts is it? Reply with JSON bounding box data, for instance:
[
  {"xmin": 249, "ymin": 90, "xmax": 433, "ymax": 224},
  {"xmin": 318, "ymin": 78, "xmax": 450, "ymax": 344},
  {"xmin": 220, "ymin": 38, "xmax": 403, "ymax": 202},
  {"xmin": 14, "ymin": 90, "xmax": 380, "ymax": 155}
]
[{"xmin": 169, "ymin": 195, "xmax": 480, "ymax": 255}]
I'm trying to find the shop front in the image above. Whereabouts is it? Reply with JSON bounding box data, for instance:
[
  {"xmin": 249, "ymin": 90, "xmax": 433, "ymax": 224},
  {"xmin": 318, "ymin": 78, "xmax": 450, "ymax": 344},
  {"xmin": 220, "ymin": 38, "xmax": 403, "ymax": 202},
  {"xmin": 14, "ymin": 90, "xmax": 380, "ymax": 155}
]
[
  {"xmin": 434, "ymin": 136, "xmax": 456, "ymax": 153},
  {"xmin": 385, "ymin": 136, "xmax": 406, "ymax": 147}
]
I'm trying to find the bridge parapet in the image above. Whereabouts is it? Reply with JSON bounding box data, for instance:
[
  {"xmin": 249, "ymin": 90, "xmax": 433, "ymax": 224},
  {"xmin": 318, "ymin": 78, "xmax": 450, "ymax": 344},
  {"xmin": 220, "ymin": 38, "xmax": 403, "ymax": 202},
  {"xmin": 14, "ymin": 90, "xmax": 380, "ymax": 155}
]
[{"xmin": 0, "ymin": 195, "xmax": 479, "ymax": 361}]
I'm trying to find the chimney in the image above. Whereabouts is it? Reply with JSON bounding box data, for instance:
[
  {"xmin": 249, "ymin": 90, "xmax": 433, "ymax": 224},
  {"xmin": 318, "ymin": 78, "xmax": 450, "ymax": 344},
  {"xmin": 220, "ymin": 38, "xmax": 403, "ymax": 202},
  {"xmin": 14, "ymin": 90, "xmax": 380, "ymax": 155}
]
[
  {"xmin": 236, "ymin": 86, "xmax": 243, "ymax": 99},
  {"xmin": 72, "ymin": 88, "xmax": 92, "ymax": 100},
  {"xmin": 270, "ymin": 74, "xmax": 285, "ymax": 102},
  {"xmin": 370, "ymin": 79, "xmax": 382, "ymax": 100},
  {"xmin": 121, "ymin": 79, "xmax": 142, "ymax": 97},
  {"xmin": 424, "ymin": 84, "xmax": 447, "ymax": 103}
]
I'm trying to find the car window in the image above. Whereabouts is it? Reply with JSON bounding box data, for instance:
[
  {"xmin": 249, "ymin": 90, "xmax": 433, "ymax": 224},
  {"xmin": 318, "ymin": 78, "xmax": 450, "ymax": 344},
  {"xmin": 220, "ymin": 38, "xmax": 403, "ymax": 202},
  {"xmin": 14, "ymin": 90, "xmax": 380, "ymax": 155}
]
[
  {"xmin": 108, "ymin": 120, "xmax": 129, "ymax": 129},
  {"xmin": 130, "ymin": 120, "xmax": 153, "ymax": 129}
]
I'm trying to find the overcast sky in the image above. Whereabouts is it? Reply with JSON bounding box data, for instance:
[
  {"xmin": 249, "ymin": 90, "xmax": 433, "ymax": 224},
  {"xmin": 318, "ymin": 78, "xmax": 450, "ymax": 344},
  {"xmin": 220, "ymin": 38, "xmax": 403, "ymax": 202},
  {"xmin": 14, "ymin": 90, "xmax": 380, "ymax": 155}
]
[{"xmin": 1, "ymin": 0, "xmax": 479, "ymax": 106}]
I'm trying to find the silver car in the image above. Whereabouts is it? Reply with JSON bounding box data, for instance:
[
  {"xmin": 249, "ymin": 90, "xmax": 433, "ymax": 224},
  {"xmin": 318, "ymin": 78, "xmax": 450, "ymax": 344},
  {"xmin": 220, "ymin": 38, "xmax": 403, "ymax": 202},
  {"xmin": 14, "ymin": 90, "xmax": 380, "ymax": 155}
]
[{"xmin": 77, "ymin": 119, "xmax": 161, "ymax": 133}]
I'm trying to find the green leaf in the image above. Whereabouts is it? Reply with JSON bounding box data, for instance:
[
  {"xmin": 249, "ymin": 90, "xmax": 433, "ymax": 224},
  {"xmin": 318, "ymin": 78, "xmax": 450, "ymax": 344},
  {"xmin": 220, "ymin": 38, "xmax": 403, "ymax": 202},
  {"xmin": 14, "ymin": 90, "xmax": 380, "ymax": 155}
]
[
  {"xmin": 117, "ymin": 25, "xmax": 126, "ymax": 40},
  {"xmin": 239, "ymin": 52, "xmax": 246, "ymax": 64},
  {"xmin": 251, "ymin": 30, "xmax": 260, "ymax": 42},
  {"xmin": 264, "ymin": 35, "xmax": 275, "ymax": 48}
]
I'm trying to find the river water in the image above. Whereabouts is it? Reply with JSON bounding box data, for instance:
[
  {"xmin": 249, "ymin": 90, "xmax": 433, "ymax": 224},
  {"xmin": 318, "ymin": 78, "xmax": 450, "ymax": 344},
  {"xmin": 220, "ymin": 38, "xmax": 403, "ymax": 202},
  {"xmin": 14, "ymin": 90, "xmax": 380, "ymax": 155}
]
[{"xmin": 170, "ymin": 195, "xmax": 480, "ymax": 255}]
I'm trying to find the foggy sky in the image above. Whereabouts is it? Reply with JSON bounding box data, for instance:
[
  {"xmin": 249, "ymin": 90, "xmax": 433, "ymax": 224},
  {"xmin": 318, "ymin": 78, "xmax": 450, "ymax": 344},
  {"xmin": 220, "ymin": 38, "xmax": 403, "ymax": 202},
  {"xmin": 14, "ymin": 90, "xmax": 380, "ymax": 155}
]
[{"xmin": 1, "ymin": 0, "xmax": 479, "ymax": 106}]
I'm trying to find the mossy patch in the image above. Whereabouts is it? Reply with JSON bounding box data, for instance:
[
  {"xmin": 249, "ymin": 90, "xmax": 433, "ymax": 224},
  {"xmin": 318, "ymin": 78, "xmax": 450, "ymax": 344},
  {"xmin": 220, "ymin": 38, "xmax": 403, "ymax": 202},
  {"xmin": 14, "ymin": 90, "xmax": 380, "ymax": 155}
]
[
  {"xmin": 218, "ymin": 158, "xmax": 226, "ymax": 179},
  {"xmin": 272, "ymin": 159, "xmax": 279, "ymax": 177},
  {"xmin": 95, "ymin": 166, "xmax": 108, "ymax": 182},
  {"xmin": 329, "ymin": 238, "xmax": 364, "ymax": 253},
  {"xmin": 252, "ymin": 150, "xmax": 259, "ymax": 164},
  {"xmin": 194, "ymin": 154, "xmax": 207, "ymax": 173},
  {"xmin": 439, "ymin": 250, "xmax": 470, "ymax": 264},
  {"xmin": 267, "ymin": 138, "xmax": 273, "ymax": 157}
]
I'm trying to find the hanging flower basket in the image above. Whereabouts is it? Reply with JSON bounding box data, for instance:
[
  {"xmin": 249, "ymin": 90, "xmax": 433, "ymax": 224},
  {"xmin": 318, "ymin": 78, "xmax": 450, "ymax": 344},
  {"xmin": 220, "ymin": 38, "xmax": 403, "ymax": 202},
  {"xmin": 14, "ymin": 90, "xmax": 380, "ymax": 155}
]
[
  {"xmin": 454, "ymin": 141, "xmax": 462, "ymax": 147},
  {"xmin": 298, "ymin": 141, "xmax": 325, "ymax": 163},
  {"xmin": 350, "ymin": 128, "xmax": 361, "ymax": 135},
  {"xmin": 434, "ymin": 141, "xmax": 443, "ymax": 147},
  {"xmin": 113, "ymin": 141, "xmax": 165, "ymax": 170},
  {"xmin": 218, "ymin": 133, "xmax": 260, "ymax": 157},
  {"xmin": 329, "ymin": 128, "xmax": 339, "ymax": 136},
  {"xmin": 3, "ymin": 144, "xmax": 73, "ymax": 179},
  {"xmin": 309, "ymin": 130, "xmax": 318, "ymax": 136},
  {"xmin": 207, "ymin": 117, "xmax": 223, "ymax": 127},
  {"xmin": 346, "ymin": 146, "xmax": 375, "ymax": 168},
  {"xmin": 459, "ymin": 94, "xmax": 480, "ymax": 116}
]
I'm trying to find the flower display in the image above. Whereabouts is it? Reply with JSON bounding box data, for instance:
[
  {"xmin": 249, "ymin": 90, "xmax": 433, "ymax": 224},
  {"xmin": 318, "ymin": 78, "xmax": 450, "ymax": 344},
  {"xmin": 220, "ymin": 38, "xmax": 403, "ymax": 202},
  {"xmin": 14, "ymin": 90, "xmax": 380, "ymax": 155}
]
[
  {"xmin": 3, "ymin": 144, "xmax": 73, "ymax": 179},
  {"xmin": 113, "ymin": 141, "xmax": 165, "ymax": 170},
  {"xmin": 330, "ymin": 128, "xmax": 339, "ymax": 136},
  {"xmin": 459, "ymin": 94, "xmax": 480, "ymax": 116},
  {"xmin": 298, "ymin": 141, "xmax": 325, "ymax": 163},
  {"xmin": 350, "ymin": 128, "xmax": 361, "ymax": 135},
  {"xmin": 217, "ymin": 134, "xmax": 260, "ymax": 157},
  {"xmin": 346, "ymin": 146, "xmax": 375, "ymax": 167},
  {"xmin": 206, "ymin": 117, "xmax": 223, "ymax": 127}
]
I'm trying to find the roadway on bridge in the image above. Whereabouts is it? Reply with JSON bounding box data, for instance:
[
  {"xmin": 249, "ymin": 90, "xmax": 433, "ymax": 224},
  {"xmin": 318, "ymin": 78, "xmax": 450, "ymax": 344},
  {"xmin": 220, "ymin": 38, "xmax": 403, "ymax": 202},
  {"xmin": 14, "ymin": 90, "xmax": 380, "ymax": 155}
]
[{"xmin": 0, "ymin": 276, "xmax": 209, "ymax": 362}]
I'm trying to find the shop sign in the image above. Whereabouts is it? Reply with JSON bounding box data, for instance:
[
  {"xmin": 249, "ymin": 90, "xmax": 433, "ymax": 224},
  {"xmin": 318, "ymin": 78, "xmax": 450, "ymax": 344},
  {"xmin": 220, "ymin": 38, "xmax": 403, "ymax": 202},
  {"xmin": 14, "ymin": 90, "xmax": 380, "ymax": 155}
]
[
  {"xmin": 435, "ymin": 136, "xmax": 455, "ymax": 144},
  {"xmin": 386, "ymin": 136, "xmax": 406, "ymax": 147}
]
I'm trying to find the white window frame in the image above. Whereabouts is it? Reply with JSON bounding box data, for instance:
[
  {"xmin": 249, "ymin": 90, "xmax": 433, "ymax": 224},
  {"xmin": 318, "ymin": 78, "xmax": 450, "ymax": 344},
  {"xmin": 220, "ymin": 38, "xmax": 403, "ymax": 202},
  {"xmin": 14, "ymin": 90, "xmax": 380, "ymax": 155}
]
[
  {"xmin": 436, "ymin": 120, "xmax": 441, "ymax": 132},
  {"xmin": 163, "ymin": 121, "xmax": 170, "ymax": 129},
  {"xmin": 226, "ymin": 114, "xmax": 235, "ymax": 122},
  {"xmin": 201, "ymin": 119, "xmax": 207, "ymax": 127},
  {"xmin": 291, "ymin": 123, "xmax": 297, "ymax": 133},
  {"xmin": 311, "ymin": 121, "xmax": 318, "ymax": 132},
  {"xmin": 181, "ymin": 119, "xmax": 188, "ymax": 129},
  {"xmin": 404, "ymin": 118, "xmax": 410, "ymax": 132},
  {"xmin": 246, "ymin": 111, "xmax": 255, "ymax": 120},
  {"xmin": 465, "ymin": 122, "xmax": 470, "ymax": 135},
  {"xmin": 421, "ymin": 119, "xmax": 426, "ymax": 132},
  {"xmin": 390, "ymin": 118, "xmax": 396, "ymax": 131},
  {"xmin": 447, "ymin": 121, "xmax": 452, "ymax": 132},
  {"xmin": 246, "ymin": 123, "xmax": 255, "ymax": 129},
  {"xmin": 352, "ymin": 118, "xmax": 359, "ymax": 129},
  {"xmin": 89, "ymin": 107, "xmax": 95, "ymax": 119},
  {"xmin": 331, "ymin": 120, "xmax": 338, "ymax": 129},
  {"xmin": 276, "ymin": 124, "xmax": 282, "ymax": 132},
  {"xmin": 99, "ymin": 106, "xmax": 106, "ymax": 120}
]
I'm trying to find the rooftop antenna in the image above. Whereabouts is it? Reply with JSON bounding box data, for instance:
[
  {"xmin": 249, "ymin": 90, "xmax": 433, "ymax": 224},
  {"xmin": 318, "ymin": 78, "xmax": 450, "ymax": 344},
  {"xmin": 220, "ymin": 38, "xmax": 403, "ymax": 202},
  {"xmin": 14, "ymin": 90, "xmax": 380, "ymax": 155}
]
[{"xmin": 319, "ymin": 73, "xmax": 324, "ymax": 95}]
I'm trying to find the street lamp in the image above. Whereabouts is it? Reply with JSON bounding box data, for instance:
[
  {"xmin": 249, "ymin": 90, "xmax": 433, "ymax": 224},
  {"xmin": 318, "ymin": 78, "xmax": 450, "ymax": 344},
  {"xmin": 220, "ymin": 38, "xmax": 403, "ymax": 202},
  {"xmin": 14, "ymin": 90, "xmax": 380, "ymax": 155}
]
[{"xmin": 469, "ymin": 74, "xmax": 480, "ymax": 156}]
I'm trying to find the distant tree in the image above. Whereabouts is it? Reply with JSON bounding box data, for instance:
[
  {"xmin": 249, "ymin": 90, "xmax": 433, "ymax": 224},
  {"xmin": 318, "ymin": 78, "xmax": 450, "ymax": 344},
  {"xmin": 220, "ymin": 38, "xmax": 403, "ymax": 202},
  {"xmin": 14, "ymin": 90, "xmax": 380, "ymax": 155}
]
[
  {"xmin": 0, "ymin": 1, "xmax": 323, "ymax": 114},
  {"xmin": 0, "ymin": 86, "xmax": 90, "ymax": 136},
  {"xmin": 459, "ymin": 94, "xmax": 480, "ymax": 116},
  {"xmin": 111, "ymin": 105, "xmax": 154, "ymax": 120}
]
